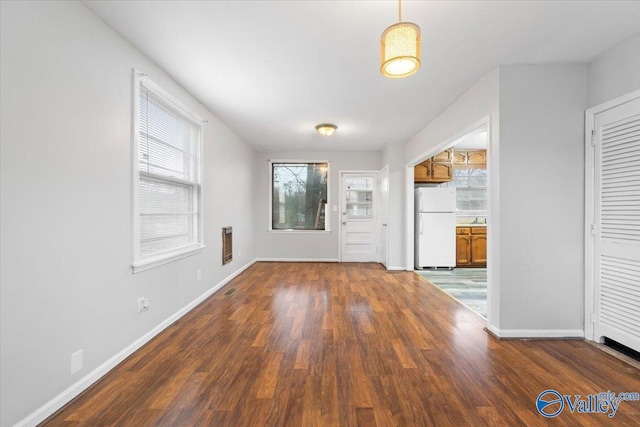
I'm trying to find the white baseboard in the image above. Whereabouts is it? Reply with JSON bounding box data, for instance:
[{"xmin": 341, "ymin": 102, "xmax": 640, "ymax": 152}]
[
  {"xmin": 489, "ymin": 328, "xmax": 584, "ymax": 339},
  {"xmin": 15, "ymin": 258, "xmax": 257, "ymax": 427},
  {"xmin": 386, "ymin": 266, "xmax": 405, "ymax": 271},
  {"xmin": 486, "ymin": 324, "xmax": 500, "ymax": 337},
  {"xmin": 255, "ymin": 257, "xmax": 339, "ymax": 262}
]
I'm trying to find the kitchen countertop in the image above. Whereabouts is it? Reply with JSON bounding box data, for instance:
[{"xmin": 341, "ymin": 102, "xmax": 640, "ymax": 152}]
[{"xmin": 456, "ymin": 223, "xmax": 487, "ymax": 227}]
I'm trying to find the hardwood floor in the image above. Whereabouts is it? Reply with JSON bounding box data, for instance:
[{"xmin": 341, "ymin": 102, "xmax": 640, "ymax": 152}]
[{"xmin": 44, "ymin": 262, "xmax": 640, "ymax": 426}]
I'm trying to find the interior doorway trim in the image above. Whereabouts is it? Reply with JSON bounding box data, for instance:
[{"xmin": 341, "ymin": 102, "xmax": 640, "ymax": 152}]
[
  {"xmin": 404, "ymin": 115, "xmax": 493, "ymax": 327},
  {"xmin": 584, "ymin": 88, "xmax": 640, "ymax": 342},
  {"xmin": 405, "ymin": 115, "xmax": 492, "ymax": 271},
  {"xmin": 379, "ymin": 165, "xmax": 390, "ymax": 269}
]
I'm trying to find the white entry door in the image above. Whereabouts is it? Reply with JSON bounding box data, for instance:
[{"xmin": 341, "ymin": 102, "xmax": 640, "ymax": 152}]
[
  {"xmin": 592, "ymin": 96, "xmax": 640, "ymax": 352},
  {"xmin": 341, "ymin": 173, "xmax": 378, "ymax": 262}
]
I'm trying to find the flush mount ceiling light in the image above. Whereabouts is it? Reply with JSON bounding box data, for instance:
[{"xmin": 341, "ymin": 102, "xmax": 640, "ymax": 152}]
[
  {"xmin": 380, "ymin": 0, "xmax": 421, "ymax": 78},
  {"xmin": 315, "ymin": 124, "xmax": 337, "ymax": 136}
]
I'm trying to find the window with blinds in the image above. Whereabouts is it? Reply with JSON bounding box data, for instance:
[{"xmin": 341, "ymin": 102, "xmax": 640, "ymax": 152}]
[
  {"xmin": 132, "ymin": 72, "xmax": 204, "ymax": 272},
  {"xmin": 450, "ymin": 168, "xmax": 487, "ymax": 215}
]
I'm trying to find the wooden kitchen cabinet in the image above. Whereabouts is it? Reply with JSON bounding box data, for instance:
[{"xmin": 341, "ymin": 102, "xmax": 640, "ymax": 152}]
[
  {"xmin": 414, "ymin": 149, "xmax": 453, "ymax": 183},
  {"xmin": 456, "ymin": 226, "xmax": 486, "ymax": 267},
  {"xmin": 467, "ymin": 150, "xmax": 486, "ymax": 166},
  {"xmin": 432, "ymin": 150, "xmax": 453, "ymax": 162},
  {"xmin": 414, "ymin": 162, "xmax": 430, "ymax": 182},
  {"xmin": 452, "ymin": 151, "xmax": 467, "ymax": 165},
  {"xmin": 452, "ymin": 149, "xmax": 486, "ymax": 168},
  {"xmin": 430, "ymin": 162, "xmax": 453, "ymax": 182},
  {"xmin": 456, "ymin": 228, "xmax": 471, "ymax": 265},
  {"xmin": 470, "ymin": 227, "xmax": 487, "ymax": 265}
]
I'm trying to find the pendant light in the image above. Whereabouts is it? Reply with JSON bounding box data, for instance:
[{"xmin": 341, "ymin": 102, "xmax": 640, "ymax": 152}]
[{"xmin": 380, "ymin": 0, "xmax": 421, "ymax": 78}]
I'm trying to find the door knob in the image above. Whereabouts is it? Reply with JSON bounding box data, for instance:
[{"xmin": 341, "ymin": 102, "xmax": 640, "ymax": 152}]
[
  {"xmin": 382, "ymin": 223, "xmax": 388, "ymax": 226},
  {"xmin": 342, "ymin": 222, "xmax": 347, "ymax": 225}
]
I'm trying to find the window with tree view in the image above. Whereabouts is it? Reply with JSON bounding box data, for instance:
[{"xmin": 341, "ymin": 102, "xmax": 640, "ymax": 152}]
[
  {"xmin": 453, "ymin": 168, "xmax": 487, "ymax": 214},
  {"xmin": 271, "ymin": 162, "xmax": 328, "ymax": 230}
]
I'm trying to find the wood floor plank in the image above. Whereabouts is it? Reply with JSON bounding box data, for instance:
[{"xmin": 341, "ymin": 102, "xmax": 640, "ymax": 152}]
[
  {"xmin": 294, "ymin": 339, "xmax": 312, "ymax": 370},
  {"xmin": 43, "ymin": 262, "xmax": 640, "ymax": 426},
  {"xmin": 255, "ymin": 352, "xmax": 284, "ymax": 400}
]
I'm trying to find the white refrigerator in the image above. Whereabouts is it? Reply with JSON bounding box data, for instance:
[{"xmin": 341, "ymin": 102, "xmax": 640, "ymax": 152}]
[{"xmin": 415, "ymin": 187, "xmax": 456, "ymax": 268}]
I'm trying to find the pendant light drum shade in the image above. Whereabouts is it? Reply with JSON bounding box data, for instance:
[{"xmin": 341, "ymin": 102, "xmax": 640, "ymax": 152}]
[{"xmin": 380, "ymin": 22, "xmax": 421, "ymax": 78}]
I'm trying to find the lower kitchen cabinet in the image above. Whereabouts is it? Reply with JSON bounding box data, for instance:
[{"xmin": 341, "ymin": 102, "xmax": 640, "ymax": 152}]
[
  {"xmin": 470, "ymin": 229, "xmax": 487, "ymax": 265},
  {"xmin": 456, "ymin": 226, "xmax": 487, "ymax": 267},
  {"xmin": 456, "ymin": 230, "xmax": 471, "ymax": 265}
]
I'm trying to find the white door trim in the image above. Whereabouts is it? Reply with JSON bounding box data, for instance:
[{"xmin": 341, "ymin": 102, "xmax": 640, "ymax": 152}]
[
  {"xmin": 584, "ymin": 88, "xmax": 640, "ymax": 342},
  {"xmin": 339, "ymin": 170, "xmax": 380, "ymax": 262},
  {"xmin": 405, "ymin": 115, "xmax": 492, "ymax": 271},
  {"xmin": 379, "ymin": 165, "xmax": 390, "ymax": 268}
]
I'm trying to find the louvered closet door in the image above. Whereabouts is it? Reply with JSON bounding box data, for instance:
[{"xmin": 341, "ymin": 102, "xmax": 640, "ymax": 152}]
[{"xmin": 593, "ymin": 97, "xmax": 640, "ymax": 352}]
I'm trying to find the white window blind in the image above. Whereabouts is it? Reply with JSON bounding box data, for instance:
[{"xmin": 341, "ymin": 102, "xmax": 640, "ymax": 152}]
[
  {"xmin": 133, "ymin": 74, "xmax": 203, "ymax": 271},
  {"xmin": 451, "ymin": 168, "xmax": 487, "ymax": 214}
]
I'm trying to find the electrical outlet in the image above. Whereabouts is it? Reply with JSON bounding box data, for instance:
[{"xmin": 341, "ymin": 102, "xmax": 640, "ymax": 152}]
[
  {"xmin": 137, "ymin": 297, "xmax": 150, "ymax": 313},
  {"xmin": 71, "ymin": 349, "xmax": 83, "ymax": 375},
  {"xmin": 197, "ymin": 269, "xmax": 201, "ymax": 280},
  {"xmin": 238, "ymin": 249, "xmax": 242, "ymax": 257}
]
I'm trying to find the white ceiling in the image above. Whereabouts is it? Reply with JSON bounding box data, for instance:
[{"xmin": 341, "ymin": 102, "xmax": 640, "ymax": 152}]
[
  {"xmin": 454, "ymin": 125, "xmax": 487, "ymax": 150},
  {"xmin": 84, "ymin": 1, "xmax": 640, "ymax": 152}
]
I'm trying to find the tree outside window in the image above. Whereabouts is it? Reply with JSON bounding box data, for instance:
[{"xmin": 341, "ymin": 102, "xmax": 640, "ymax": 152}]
[{"xmin": 271, "ymin": 163, "xmax": 328, "ymax": 230}]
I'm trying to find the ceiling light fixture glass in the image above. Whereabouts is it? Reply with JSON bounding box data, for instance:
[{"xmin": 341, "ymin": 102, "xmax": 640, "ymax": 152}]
[
  {"xmin": 380, "ymin": 0, "xmax": 421, "ymax": 78},
  {"xmin": 315, "ymin": 124, "xmax": 337, "ymax": 136}
]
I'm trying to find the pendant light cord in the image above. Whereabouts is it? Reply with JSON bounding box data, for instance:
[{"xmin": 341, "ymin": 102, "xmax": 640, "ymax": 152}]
[{"xmin": 398, "ymin": 0, "xmax": 402, "ymax": 22}]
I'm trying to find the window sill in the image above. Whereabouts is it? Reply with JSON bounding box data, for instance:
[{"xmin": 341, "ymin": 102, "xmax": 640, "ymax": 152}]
[
  {"xmin": 132, "ymin": 244, "xmax": 206, "ymax": 273},
  {"xmin": 268, "ymin": 230, "xmax": 331, "ymax": 235}
]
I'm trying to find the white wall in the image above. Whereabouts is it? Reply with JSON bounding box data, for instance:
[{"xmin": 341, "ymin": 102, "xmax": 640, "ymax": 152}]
[
  {"xmin": 587, "ymin": 33, "xmax": 640, "ymax": 108},
  {"xmin": 381, "ymin": 144, "xmax": 405, "ymax": 269},
  {"xmin": 0, "ymin": 2, "xmax": 255, "ymax": 426},
  {"xmin": 403, "ymin": 69, "xmax": 501, "ymax": 327},
  {"xmin": 405, "ymin": 69, "xmax": 500, "ymax": 164},
  {"xmin": 254, "ymin": 151, "xmax": 380, "ymax": 260},
  {"xmin": 497, "ymin": 64, "xmax": 586, "ymax": 334},
  {"xmin": 402, "ymin": 64, "xmax": 588, "ymax": 336}
]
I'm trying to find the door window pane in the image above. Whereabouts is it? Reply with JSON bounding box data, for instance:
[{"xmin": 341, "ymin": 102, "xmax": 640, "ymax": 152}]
[{"xmin": 345, "ymin": 177, "xmax": 373, "ymax": 219}]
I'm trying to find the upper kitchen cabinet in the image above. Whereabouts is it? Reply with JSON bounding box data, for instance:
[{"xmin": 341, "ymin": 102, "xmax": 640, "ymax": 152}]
[
  {"xmin": 431, "ymin": 162, "xmax": 453, "ymax": 182},
  {"xmin": 432, "ymin": 150, "xmax": 453, "ymax": 163},
  {"xmin": 453, "ymin": 151, "xmax": 467, "ymax": 165},
  {"xmin": 467, "ymin": 150, "xmax": 486, "ymax": 166},
  {"xmin": 415, "ymin": 149, "xmax": 453, "ymax": 183},
  {"xmin": 452, "ymin": 149, "xmax": 486, "ymax": 168},
  {"xmin": 415, "ymin": 161, "xmax": 431, "ymax": 182}
]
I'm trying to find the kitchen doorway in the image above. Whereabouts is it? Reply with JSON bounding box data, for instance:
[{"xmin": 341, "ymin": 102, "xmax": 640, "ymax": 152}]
[{"xmin": 410, "ymin": 119, "xmax": 491, "ymax": 320}]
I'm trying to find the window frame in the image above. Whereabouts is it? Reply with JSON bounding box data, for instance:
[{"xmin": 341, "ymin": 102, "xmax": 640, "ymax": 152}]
[
  {"xmin": 131, "ymin": 70, "xmax": 205, "ymax": 273},
  {"xmin": 268, "ymin": 160, "xmax": 331, "ymax": 233},
  {"xmin": 452, "ymin": 168, "xmax": 488, "ymax": 217}
]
